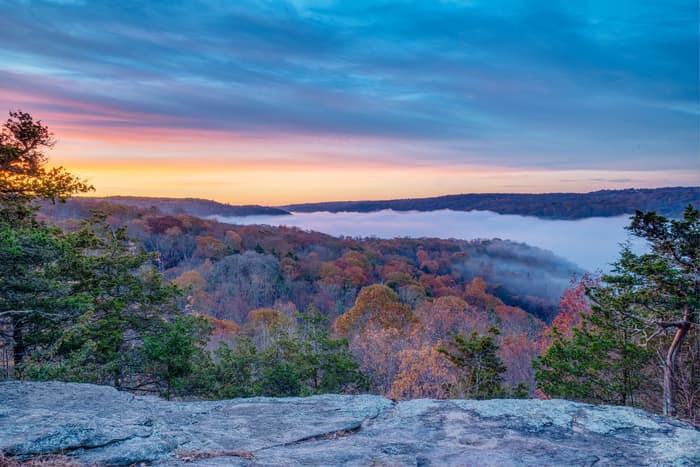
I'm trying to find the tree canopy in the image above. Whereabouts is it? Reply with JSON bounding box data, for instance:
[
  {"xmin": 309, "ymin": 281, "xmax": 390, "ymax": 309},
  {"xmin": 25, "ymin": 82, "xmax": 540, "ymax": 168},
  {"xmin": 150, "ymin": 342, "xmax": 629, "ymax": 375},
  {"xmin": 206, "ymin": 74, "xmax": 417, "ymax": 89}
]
[{"xmin": 535, "ymin": 206, "xmax": 699, "ymax": 420}]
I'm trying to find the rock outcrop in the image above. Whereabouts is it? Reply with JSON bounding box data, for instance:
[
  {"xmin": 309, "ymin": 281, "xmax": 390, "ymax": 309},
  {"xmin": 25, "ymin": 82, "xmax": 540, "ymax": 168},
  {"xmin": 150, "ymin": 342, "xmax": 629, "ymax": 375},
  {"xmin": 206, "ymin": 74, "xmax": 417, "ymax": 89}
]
[{"xmin": 0, "ymin": 381, "xmax": 698, "ymax": 466}]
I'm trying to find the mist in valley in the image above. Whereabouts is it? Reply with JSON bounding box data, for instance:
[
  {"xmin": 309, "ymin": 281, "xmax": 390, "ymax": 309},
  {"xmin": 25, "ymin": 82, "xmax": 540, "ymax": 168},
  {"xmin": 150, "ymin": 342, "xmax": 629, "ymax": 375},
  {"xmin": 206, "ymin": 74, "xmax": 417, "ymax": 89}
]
[{"xmin": 213, "ymin": 209, "xmax": 644, "ymax": 272}]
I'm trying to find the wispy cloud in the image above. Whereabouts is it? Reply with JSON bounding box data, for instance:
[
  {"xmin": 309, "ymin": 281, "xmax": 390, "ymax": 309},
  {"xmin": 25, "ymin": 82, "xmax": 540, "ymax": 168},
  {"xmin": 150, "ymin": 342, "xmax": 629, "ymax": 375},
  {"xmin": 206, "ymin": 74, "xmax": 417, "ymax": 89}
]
[{"xmin": 0, "ymin": 0, "xmax": 697, "ymax": 198}]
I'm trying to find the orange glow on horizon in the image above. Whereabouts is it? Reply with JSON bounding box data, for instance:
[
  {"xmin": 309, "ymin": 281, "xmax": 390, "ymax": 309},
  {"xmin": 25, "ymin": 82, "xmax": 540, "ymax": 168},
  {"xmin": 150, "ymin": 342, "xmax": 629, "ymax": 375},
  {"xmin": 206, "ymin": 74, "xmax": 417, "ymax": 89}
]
[
  {"xmin": 10, "ymin": 93, "xmax": 693, "ymax": 206},
  {"xmin": 54, "ymin": 156, "xmax": 697, "ymax": 206}
]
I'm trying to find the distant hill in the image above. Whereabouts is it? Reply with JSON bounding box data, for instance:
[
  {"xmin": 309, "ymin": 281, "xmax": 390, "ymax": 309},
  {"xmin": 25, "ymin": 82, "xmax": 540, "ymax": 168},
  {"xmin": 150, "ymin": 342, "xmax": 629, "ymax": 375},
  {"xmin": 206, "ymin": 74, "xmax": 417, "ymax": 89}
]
[
  {"xmin": 283, "ymin": 187, "xmax": 700, "ymax": 220},
  {"xmin": 61, "ymin": 196, "xmax": 290, "ymax": 218}
]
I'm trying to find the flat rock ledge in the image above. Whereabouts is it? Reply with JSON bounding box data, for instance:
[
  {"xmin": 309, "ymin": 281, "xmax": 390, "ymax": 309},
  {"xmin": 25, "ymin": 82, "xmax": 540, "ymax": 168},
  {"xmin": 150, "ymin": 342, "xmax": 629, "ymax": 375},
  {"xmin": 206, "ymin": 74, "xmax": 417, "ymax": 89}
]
[{"xmin": 0, "ymin": 382, "xmax": 698, "ymax": 466}]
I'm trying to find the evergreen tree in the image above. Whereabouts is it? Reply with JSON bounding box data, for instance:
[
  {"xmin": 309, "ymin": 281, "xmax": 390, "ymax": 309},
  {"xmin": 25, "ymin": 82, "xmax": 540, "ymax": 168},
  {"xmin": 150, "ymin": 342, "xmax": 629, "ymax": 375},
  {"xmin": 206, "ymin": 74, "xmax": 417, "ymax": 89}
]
[
  {"xmin": 211, "ymin": 335, "xmax": 259, "ymax": 398},
  {"xmin": 0, "ymin": 110, "xmax": 92, "ymax": 374},
  {"xmin": 25, "ymin": 214, "xmax": 184, "ymax": 388},
  {"xmin": 535, "ymin": 206, "xmax": 698, "ymax": 419},
  {"xmin": 294, "ymin": 306, "xmax": 367, "ymax": 394},
  {"xmin": 534, "ymin": 314, "xmax": 652, "ymax": 406},
  {"xmin": 142, "ymin": 315, "xmax": 213, "ymax": 399},
  {"xmin": 438, "ymin": 327, "xmax": 507, "ymax": 399}
]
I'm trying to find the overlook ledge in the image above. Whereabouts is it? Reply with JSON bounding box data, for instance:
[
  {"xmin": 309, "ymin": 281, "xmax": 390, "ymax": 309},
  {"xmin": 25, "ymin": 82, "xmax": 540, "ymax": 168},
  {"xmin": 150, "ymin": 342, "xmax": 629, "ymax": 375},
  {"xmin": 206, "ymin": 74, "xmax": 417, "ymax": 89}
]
[{"xmin": 0, "ymin": 381, "xmax": 698, "ymax": 466}]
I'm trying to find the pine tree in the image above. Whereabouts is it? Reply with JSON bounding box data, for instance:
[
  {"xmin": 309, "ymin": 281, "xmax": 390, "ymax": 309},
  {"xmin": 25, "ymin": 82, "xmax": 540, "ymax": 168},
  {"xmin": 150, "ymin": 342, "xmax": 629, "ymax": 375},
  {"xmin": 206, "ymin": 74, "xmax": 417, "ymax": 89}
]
[
  {"xmin": 535, "ymin": 206, "xmax": 699, "ymax": 419},
  {"xmin": 438, "ymin": 327, "xmax": 507, "ymax": 399}
]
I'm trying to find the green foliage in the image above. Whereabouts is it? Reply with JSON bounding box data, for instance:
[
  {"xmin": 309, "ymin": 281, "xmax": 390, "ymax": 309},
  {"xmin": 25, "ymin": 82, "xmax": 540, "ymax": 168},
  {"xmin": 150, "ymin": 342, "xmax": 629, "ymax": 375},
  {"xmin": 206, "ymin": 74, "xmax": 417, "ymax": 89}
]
[
  {"xmin": 259, "ymin": 361, "xmax": 303, "ymax": 396},
  {"xmin": 291, "ymin": 306, "xmax": 367, "ymax": 394},
  {"xmin": 23, "ymin": 214, "xmax": 184, "ymax": 387},
  {"xmin": 211, "ymin": 335, "xmax": 259, "ymax": 398},
  {"xmin": 438, "ymin": 327, "xmax": 507, "ymax": 399},
  {"xmin": 207, "ymin": 306, "xmax": 366, "ymax": 398},
  {"xmin": 0, "ymin": 110, "xmax": 92, "ymax": 228},
  {"xmin": 142, "ymin": 315, "xmax": 213, "ymax": 399},
  {"xmin": 533, "ymin": 319, "xmax": 652, "ymax": 405},
  {"xmin": 0, "ymin": 224, "xmax": 88, "ymax": 371},
  {"xmin": 535, "ymin": 206, "xmax": 698, "ymax": 420}
]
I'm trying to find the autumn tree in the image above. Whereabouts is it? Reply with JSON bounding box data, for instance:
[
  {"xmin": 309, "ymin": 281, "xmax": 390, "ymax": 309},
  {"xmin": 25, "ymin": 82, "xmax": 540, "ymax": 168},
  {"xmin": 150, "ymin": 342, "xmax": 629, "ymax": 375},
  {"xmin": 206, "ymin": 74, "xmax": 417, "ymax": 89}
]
[
  {"xmin": 334, "ymin": 284, "xmax": 415, "ymax": 337},
  {"xmin": 388, "ymin": 344, "xmax": 457, "ymax": 400},
  {"xmin": 542, "ymin": 274, "xmax": 599, "ymax": 346}
]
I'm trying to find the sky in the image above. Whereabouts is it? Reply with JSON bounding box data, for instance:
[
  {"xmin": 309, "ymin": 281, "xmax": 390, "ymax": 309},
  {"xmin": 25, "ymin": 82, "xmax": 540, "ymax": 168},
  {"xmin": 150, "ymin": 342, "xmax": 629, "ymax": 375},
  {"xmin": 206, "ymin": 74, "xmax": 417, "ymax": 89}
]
[{"xmin": 1, "ymin": 0, "xmax": 698, "ymax": 204}]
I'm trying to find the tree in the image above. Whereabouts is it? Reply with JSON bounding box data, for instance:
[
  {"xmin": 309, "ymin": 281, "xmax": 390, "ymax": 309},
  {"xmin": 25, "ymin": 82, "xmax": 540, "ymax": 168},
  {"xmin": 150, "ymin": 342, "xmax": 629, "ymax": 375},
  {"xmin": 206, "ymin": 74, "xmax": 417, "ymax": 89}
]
[
  {"xmin": 142, "ymin": 315, "xmax": 213, "ymax": 399},
  {"xmin": 0, "ymin": 110, "xmax": 92, "ymax": 227},
  {"xmin": 333, "ymin": 284, "xmax": 415, "ymax": 337},
  {"xmin": 535, "ymin": 206, "xmax": 698, "ymax": 419},
  {"xmin": 211, "ymin": 335, "xmax": 259, "ymax": 398},
  {"xmin": 0, "ymin": 111, "xmax": 93, "ymax": 375},
  {"xmin": 603, "ymin": 206, "xmax": 698, "ymax": 416},
  {"xmin": 533, "ymin": 312, "xmax": 652, "ymax": 406},
  {"xmin": 0, "ymin": 226, "xmax": 82, "ymax": 371},
  {"xmin": 388, "ymin": 345, "xmax": 457, "ymax": 400},
  {"xmin": 22, "ymin": 214, "xmax": 185, "ymax": 388},
  {"xmin": 293, "ymin": 306, "xmax": 366, "ymax": 394},
  {"xmin": 438, "ymin": 328, "xmax": 507, "ymax": 399}
]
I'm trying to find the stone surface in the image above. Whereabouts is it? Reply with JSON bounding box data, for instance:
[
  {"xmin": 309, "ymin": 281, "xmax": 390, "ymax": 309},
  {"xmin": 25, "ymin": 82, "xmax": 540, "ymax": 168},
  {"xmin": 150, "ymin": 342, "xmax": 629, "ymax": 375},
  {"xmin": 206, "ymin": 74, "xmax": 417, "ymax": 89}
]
[{"xmin": 0, "ymin": 381, "xmax": 698, "ymax": 466}]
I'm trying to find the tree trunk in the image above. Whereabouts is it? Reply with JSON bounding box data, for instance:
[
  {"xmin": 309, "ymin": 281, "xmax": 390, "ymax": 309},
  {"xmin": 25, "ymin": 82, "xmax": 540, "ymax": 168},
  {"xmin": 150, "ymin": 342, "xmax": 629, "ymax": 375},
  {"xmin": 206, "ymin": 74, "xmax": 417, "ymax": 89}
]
[
  {"xmin": 662, "ymin": 310, "xmax": 690, "ymax": 417},
  {"xmin": 12, "ymin": 318, "xmax": 25, "ymax": 376}
]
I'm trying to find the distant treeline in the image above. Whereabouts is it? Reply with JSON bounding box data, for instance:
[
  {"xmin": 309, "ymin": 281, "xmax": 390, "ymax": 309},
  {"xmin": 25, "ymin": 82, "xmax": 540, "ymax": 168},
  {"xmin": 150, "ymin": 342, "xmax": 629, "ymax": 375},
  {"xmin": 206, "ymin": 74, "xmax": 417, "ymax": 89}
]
[
  {"xmin": 283, "ymin": 187, "xmax": 700, "ymax": 219},
  {"xmin": 58, "ymin": 196, "xmax": 290, "ymax": 218}
]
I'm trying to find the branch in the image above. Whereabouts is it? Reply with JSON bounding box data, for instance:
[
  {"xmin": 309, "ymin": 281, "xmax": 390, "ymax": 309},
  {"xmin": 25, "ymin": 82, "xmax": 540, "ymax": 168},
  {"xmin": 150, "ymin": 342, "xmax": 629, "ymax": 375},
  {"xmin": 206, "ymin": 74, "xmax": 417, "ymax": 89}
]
[{"xmin": 0, "ymin": 309, "xmax": 65, "ymax": 319}]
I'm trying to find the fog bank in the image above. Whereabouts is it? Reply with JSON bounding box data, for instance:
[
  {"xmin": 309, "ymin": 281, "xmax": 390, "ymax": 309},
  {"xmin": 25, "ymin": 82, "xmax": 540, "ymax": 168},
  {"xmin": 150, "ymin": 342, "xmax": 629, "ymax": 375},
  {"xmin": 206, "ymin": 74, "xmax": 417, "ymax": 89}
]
[{"xmin": 213, "ymin": 209, "xmax": 642, "ymax": 272}]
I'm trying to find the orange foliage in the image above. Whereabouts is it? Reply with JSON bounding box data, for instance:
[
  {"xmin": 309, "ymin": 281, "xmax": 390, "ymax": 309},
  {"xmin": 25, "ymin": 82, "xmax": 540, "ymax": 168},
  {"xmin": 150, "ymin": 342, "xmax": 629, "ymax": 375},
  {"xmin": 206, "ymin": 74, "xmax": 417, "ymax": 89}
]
[
  {"xmin": 540, "ymin": 274, "xmax": 599, "ymax": 351},
  {"xmin": 333, "ymin": 284, "xmax": 415, "ymax": 337},
  {"xmin": 378, "ymin": 257, "xmax": 415, "ymax": 281},
  {"xmin": 208, "ymin": 317, "xmax": 241, "ymax": 335},
  {"xmin": 242, "ymin": 308, "xmax": 292, "ymax": 348},
  {"xmin": 224, "ymin": 230, "xmax": 242, "ymax": 251},
  {"xmin": 319, "ymin": 262, "xmax": 345, "ymax": 286},
  {"xmin": 388, "ymin": 344, "xmax": 457, "ymax": 400},
  {"xmin": 173, "ymin": 269, "xmax": 206, "ymax": 293},
  {"xmin": 194, "ymin": 235, "xmax": 227, "ymax": 260},
  {"xmin": 416, "ymin": 250, "xmax": 439, "ymax": 274},
  {"xmin": 243, "ymin": 308, "xmax": 291, "ymax": 333},
  {"xmin": 340, "ymin": 250, "xmax": 372, "ymax": 272},
  {"xmin": 414, "ymin": 296, "xmax": 470, "ymax": 342},
  {"xmin": 280, "ymin": 257, "xmax": 303, "ymax": 281},
  {"xmin": 348, "ymin": 324, "xmax": 418, "ymax": 394}
]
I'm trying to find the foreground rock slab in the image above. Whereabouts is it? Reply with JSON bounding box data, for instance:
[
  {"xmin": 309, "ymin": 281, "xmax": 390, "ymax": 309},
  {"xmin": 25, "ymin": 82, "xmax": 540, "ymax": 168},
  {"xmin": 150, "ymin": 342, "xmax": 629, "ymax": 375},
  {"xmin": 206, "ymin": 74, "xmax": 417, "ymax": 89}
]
[{"xmin": 0, "ymin": 382, "xmax": 698, "ymax": 466}]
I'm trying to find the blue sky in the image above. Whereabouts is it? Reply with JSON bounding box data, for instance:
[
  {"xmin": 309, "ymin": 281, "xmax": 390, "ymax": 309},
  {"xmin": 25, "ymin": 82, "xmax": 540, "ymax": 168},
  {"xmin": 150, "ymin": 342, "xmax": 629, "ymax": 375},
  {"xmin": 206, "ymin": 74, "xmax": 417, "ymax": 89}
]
[{"xmin": 1, "ymin": 0, "xmax": 698, "ymax": 202}]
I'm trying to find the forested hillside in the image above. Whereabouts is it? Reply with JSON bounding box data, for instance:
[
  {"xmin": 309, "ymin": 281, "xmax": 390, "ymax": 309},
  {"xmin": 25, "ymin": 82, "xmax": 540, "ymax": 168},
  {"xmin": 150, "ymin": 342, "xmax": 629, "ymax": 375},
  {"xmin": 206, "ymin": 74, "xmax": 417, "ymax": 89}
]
[
  {"xmin": 40, "ymin": 195, "xmax": 581, "ymax": 325},
  {"xmin": 36, "ymin": 197, "xmax": 583, "ymax": 394},
  {"xmin": 285, "ymin": 187, "xmax": 700, "ymax": 219},
  {"xmin": 42, "ymin": 196, "xmax": 289, "ymax": 219}
]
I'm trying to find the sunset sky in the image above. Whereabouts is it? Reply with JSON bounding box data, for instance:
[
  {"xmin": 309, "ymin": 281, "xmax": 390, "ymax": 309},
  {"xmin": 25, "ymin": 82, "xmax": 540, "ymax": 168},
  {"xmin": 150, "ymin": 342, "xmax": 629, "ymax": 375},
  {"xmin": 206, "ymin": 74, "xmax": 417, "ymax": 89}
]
[{"xmin": 1, "ymin": 0, "xmax": 698, "ymax": 205}]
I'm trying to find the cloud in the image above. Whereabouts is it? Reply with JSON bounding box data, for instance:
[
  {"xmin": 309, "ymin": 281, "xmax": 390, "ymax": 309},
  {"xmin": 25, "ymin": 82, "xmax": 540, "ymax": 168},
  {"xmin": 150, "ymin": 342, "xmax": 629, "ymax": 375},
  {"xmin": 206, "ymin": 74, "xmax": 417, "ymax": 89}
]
[
  {"xmin": 589, "ymin": 178, "xmax": 635, "ymax": 183},
  {"xmin": 0, "ymin": 0, "xmax": 697, "ymax": 170}
]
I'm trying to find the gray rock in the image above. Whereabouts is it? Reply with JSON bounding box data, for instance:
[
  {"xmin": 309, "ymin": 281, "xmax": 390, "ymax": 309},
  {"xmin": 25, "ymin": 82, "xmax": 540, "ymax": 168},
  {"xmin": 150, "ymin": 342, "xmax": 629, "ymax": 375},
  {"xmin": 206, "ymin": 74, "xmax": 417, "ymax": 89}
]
[{"xmin": 0, "ymin": 381, "xmax": 697, "ymax": 466}]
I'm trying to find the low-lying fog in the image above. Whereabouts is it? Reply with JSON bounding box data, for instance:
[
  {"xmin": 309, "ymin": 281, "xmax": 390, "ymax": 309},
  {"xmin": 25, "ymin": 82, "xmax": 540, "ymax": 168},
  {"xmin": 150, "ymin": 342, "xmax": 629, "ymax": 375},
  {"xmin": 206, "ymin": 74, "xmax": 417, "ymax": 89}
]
[{"xmin": 212, "ymin": 209, "xmax": 644, "ymax": 272}]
